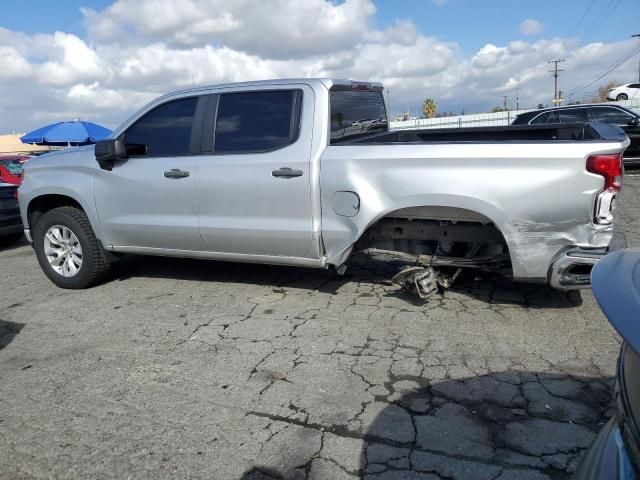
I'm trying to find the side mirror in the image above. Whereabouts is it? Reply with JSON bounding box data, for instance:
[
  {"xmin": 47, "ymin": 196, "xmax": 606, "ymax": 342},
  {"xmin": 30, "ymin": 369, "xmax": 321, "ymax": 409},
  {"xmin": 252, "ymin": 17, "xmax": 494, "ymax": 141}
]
[
  {"xmin": 629, "ymin": 117, "xmax": 640, "ymax": 126},
  {"xmin": 95, "ymin": 139, "xmax": 127, "ymax": 171}
]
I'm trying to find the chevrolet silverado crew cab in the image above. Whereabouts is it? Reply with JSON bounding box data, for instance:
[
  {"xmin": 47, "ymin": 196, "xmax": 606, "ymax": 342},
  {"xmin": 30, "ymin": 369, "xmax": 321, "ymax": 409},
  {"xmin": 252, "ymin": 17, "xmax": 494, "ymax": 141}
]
[{"xmin": 19, "ymin": 79, "xmax": 629, "ymax": 296}]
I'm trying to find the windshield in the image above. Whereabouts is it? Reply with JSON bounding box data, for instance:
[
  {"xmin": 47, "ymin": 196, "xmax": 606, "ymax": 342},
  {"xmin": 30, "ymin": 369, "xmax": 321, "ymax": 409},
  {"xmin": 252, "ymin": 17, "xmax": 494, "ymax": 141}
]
[
  {"xmin": 330, "ymin": 89, "xmax": 388, "ymax": 144},
  {"xmin": 0, "ymin": 159, "xmax": 23, "ymax": 176}
]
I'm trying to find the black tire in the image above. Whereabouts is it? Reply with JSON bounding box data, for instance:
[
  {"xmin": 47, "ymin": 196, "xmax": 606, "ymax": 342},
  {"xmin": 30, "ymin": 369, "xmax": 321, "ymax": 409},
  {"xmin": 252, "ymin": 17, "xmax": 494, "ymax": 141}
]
[
  {"xmin": 616, "ymin": 93, "xmax": 628, "ymax": 101},
  {"xmin": 0, "ymin": 232, "xmax": 23, "ymax": 247},
  {"xmin": 33, "ymin": 206, "xmax": 110, "ymax": 289}
]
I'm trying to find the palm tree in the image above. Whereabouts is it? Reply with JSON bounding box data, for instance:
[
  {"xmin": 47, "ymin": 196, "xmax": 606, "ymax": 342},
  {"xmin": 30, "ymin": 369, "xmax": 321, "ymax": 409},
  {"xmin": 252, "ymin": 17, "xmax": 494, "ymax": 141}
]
[{"xmin": 422, "ymin": 98, "xmax": 437, "ymax": 118}]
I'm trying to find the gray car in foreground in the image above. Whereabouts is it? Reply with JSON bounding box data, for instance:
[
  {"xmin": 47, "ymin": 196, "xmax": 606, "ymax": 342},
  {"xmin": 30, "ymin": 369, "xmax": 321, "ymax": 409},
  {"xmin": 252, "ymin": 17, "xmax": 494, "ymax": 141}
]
[
  {"xmin": 575, "ymin": 249, "xmax": 640, "ymax": 479},
  {"xmin": 18, "ymin": 78, "xmax": 630, "ymax": 294}
]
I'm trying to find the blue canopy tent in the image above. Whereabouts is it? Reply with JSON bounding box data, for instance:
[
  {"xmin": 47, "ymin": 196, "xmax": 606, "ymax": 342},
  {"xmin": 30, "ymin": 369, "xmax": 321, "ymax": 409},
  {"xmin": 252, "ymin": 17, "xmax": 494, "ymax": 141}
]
[{"xmin": 20, "ymin": 120, "xmax": 112, "ymax": 146}]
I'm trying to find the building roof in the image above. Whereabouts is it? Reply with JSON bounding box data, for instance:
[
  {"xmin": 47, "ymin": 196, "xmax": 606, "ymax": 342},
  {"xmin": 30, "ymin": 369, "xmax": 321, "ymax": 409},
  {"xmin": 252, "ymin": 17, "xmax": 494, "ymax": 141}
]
[{"xmin": 0, "ymin": 134, "xmax": 52, "ymax": 154}]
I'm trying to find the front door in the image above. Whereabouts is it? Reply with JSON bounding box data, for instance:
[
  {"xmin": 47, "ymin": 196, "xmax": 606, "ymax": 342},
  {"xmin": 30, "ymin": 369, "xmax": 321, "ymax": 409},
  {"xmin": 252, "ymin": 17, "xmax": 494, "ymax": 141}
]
[
  {"xmin": 93, "ymin": 95, "xmax": 205, "ymax": 251},
  {"xmin": 195, "ymin": 87, "xmax": 317, "ymax": 259}
]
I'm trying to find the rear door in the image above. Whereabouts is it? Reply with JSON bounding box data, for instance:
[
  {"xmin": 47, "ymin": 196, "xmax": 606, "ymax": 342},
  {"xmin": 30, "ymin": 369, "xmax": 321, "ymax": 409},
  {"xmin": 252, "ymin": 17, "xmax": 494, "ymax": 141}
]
[
  {"xmin": 195, "ymin": 86, "xmax": 317, "ymax": 258},
  {"xmin": 627, "ymin": 83, "xmax": 640, "ymax": 100},
  {"xmin": 557, "ymin": 108, "xmax": 589, "ymax": 123}
]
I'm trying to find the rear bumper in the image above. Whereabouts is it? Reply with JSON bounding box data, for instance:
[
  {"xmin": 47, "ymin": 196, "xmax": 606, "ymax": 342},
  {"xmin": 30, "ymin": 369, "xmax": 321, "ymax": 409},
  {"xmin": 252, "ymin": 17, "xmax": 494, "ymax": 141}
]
[
  {"xmin": 549, "ymin": 247, "xmax": 606, "ymax": 290},
  {"xmin": 549, "ymin": 229, "xmax": 627, "ymax": 290},
  {"xmin": 623, "ymin": 156, "xmax": 640, "ymax": 168}
]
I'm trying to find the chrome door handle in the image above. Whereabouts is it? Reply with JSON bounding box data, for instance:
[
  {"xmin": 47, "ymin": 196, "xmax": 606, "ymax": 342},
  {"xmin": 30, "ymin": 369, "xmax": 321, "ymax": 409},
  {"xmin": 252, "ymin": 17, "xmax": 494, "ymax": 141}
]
[
  {"xmin": 272, "ymin": 167, "xmax": 303, "ymax": 178},
  {"xmin": 164, "ymin": 169, "xmax": 190, "ymax": 179}
]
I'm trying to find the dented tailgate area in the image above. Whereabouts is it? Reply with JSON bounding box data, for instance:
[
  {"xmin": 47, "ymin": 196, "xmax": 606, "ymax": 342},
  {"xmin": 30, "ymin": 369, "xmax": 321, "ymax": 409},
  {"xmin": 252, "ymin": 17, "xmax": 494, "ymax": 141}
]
[{"xmin": 319, "ymin": 135, "xmax": 628, "ymax": 298}]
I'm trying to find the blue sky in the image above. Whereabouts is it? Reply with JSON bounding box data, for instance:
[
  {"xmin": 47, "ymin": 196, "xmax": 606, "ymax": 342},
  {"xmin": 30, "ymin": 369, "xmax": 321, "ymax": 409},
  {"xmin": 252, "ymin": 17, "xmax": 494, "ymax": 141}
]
[
  {"xmin": 0, "ymin": 0, "xmax": 639, "ymax": 131},
  {"xmin": 375, "ymin": 0, "xmax": 639, "ymax": 54},
  {"xmin": 3, "ymin": 0, "xmax": 638, "ymax": 51}
]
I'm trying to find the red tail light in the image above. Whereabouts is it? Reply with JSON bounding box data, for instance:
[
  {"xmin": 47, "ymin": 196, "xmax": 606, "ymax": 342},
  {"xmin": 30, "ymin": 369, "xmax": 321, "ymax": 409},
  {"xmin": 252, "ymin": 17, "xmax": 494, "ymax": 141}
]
[{"xmin": 586, "ymin": 154, "xmax": 623, "ymax": 192}]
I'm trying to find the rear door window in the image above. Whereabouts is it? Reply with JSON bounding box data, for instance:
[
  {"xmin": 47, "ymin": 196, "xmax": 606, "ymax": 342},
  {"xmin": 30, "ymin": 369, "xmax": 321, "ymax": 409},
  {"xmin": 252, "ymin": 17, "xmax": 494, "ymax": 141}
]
[
  {"xmin": 530, "ymin": 112, "xmax": 551, "ymax": 124},
  {"xmin": 213, "ymin": 90, "xmax": 302, "ymax": 154},
  {"xmin": 558, "ymin": 108, "xmax": 589, "ymax": 123},
  {"xmin": 591, "ymin": 107, "xmax": 635, "ymax": 125},
  {"xmin": 547, "ymin": 111, "xmax": 560, "ymax": 123}
]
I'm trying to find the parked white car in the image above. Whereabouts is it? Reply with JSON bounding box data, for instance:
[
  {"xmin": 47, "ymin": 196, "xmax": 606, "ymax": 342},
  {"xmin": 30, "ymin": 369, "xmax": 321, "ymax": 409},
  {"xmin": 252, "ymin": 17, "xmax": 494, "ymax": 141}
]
[{"xmin": 607, "ymin": 82, "xmax": 640, "ymax": 101}]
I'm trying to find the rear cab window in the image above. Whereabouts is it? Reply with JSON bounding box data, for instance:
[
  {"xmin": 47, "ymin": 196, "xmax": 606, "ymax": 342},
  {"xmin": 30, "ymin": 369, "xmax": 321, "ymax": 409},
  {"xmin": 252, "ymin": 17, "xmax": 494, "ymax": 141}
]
[{"xmin": 330, "ymin": 85, "xmax": 388, "ymax": 144}]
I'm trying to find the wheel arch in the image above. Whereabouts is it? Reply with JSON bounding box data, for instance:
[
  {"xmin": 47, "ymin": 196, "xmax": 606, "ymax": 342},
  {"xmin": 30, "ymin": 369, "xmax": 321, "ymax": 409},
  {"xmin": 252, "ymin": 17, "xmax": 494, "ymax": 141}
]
[
  {"xmin": 326, "ymin": 198, "xmax": 519, "ymax": 267},
  {"xmin": 26, "ymin": 192, "xmax": 104, "ymax": 245}
]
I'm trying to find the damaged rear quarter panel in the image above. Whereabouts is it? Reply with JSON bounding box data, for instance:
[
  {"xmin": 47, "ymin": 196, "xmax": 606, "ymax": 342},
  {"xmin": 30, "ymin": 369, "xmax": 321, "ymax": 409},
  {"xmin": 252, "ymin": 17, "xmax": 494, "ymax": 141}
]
[{"xmin": 319, "ymin": 141, "xmax": 620, "ymax": 280}]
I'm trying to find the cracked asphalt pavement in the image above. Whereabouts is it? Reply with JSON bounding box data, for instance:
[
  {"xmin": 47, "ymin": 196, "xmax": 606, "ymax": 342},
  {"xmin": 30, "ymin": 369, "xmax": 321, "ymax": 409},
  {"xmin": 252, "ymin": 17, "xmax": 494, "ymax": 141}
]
[{"xmin": 1, "ymin": 175, "xmax": 639, "ymax": 480}]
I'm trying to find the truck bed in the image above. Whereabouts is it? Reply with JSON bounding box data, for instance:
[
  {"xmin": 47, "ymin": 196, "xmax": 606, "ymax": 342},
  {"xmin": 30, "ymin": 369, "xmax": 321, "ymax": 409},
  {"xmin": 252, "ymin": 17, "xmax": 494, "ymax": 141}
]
[{"xmin": 351, "ymin": 122, "xmax": 628, "ymax": 144}]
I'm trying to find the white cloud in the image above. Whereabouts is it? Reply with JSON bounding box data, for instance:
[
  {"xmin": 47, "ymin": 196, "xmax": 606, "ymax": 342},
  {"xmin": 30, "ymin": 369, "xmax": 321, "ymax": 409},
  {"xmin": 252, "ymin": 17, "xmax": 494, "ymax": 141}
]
[
  {"xmin": 82, "ymin": 0, "xmax": 377, "ymax": 59},
  {"xmin": 520, "ymin": 18, "xmax": 543, "ymax": 35},
  {"xmin": 0, "ymin": 0, "xmax": 636, "ymax": 133},
  {"xmin": 0, "ymin": 46, "xmax": 32, "ymax": 79}
]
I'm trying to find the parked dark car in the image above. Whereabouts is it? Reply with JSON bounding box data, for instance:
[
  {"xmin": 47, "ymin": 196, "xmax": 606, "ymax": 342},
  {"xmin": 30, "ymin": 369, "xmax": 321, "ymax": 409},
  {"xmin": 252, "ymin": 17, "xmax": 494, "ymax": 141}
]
[
  {"xmin": 513, "ymin": 104, "xmax": 640, "ymax": 167},
  {"xmin": 0, "ymin": 182, "xmax": 23, "ymax": 245},
  {"xmin": 574, "ymin": 248, "xmax": 640, "ymax": 479}
]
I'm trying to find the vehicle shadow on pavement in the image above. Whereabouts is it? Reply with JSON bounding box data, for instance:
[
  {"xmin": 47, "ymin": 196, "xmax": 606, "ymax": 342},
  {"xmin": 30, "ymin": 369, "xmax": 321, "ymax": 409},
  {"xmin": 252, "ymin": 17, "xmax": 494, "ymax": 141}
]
[
  {"xmin": 239, "ymin": 371, "xmax": 614, "ymax": 480},
  {"xmin": 111, "ymin": 253, "xmax": 582, "ymax": 309},
  {"xmin": 0, "ymin": 319, "xmax": 24, "ymax": 350}
]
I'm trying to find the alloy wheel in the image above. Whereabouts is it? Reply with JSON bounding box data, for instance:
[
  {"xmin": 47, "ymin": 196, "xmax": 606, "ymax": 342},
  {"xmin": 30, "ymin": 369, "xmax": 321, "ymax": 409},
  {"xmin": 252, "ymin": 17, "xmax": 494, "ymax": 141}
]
[{"xmin": 44, "ymin": 224, "xmax": 83, "ymax": 277}]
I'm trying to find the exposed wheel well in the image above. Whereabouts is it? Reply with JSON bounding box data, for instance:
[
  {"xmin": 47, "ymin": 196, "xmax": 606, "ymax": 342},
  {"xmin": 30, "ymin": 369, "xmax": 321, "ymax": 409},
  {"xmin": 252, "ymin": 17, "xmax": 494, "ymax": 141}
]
[
  {"xmin": 353, "ymin": 206, "xmax": 512, "ymax": 274},
  {"xmin": 28, "ymin": 195, "xmax": 84, "ymax": 229}
]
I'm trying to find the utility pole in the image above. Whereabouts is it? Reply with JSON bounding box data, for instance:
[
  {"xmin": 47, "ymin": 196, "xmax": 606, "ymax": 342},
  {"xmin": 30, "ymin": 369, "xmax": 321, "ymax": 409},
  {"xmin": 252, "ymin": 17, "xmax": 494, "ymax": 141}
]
[
  {"xmin": 548, "ymin": 59, "xmax": 565, "ymax": 105},
  {"xmin": 515, "ymin": 88, "xmax": 520, "ymax": 110},
  {"xmin": 501, "ymin": 95, "xmax": 508, "ymax": 110},
  {"xmin": 633, "ymin": 34, "xmax": 640, "ymax": 82}
]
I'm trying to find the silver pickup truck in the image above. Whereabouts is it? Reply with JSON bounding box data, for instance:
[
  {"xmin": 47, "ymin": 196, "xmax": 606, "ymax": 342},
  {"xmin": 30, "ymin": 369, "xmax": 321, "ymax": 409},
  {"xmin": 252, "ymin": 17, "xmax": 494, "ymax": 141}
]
[{"xmin": 19, "ymin": 78, "xmax": 629, "ymax": 295}]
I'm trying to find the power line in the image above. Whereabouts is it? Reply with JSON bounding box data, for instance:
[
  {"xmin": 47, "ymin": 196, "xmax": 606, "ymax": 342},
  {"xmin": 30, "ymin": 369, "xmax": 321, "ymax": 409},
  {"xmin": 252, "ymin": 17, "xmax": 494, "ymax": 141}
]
[
  {"xmin": 548, "ymin": 59, "xmax": 565, "ymax": 105},
  {"xmin": 566, "ymin": 43, "xmax": 640, "ymax": 96},
  {"xmin": 581, "ymin": 0, "xmax": 623, "ymax": 41},
  {"xmin": 569, "ymin": 0, "xmax": 597, "ymax": 37}
]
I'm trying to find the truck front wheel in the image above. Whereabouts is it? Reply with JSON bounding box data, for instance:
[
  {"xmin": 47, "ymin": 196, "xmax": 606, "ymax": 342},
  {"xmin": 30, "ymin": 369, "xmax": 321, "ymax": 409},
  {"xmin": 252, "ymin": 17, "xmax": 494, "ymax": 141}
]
[{"xmin": 33, "ymin": 206, "xmax": 110, "ymax": 289}]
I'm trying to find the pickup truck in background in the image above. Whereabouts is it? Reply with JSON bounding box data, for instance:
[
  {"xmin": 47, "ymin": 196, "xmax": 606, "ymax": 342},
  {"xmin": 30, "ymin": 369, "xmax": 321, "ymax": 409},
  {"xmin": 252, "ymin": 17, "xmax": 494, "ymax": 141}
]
[{"xmin": 18, "ymin": 79, "xmax": 629, "ymax": 296}]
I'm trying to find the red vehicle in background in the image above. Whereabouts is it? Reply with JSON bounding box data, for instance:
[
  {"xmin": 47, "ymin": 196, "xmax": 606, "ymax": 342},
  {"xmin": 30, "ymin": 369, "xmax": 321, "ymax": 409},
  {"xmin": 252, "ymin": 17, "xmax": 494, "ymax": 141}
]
[{"xmin": 0, "ymin": 155, "xmax": 28, "ymax": 185}]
